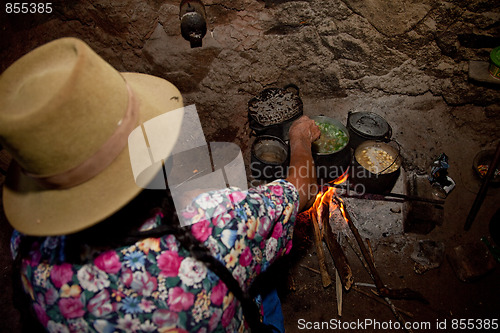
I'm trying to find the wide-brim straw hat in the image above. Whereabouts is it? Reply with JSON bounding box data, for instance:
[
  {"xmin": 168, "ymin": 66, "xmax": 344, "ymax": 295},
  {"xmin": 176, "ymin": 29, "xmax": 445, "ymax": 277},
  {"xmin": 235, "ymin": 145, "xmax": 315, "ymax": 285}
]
[{"xmin": 0, "ymin": 37, "xmax": 184, "ymax": 236}]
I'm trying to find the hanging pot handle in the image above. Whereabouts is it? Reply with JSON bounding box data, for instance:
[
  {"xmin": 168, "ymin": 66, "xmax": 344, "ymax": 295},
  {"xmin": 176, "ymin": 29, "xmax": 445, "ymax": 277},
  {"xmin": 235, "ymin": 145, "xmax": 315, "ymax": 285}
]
[
  {"xmin": 383, "ymin": 122, "xmax": 393, "ymax": 142},
  {"xmin": 378, "ymin": 139, "xmax": 402, "ymax": 174},
  {"xmin": 283, "ymin": 83, "xmax": 300, "ymax": 96},
  {"xmin": 347, "ymin": 111, "xmax": 353, "ymax": 124}
]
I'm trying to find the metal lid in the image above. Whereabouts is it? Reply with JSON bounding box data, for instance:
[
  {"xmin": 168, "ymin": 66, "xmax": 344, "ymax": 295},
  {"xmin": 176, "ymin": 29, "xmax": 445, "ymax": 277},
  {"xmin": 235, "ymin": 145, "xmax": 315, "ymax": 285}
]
[{"xmin": 348, "ymin": 112, "xmax": 390, "ymax": 139}]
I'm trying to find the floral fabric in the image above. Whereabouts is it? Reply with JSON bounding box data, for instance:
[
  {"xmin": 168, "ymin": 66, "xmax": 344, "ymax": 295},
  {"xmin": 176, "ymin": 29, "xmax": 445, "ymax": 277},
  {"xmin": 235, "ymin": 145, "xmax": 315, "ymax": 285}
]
[{"xmin": 12, "ymin": 179, "xmax": 299, "ymax": 333}]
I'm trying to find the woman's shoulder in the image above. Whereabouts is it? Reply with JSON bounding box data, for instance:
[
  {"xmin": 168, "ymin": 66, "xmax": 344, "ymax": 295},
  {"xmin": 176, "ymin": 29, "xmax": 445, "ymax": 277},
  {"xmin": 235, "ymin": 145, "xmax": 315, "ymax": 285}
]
[
  {"xmin": 192, "ymin": 179, "xmax": 298, "ymax": 206},
  {"xmin": 181, "ymin": 180, "xmax": 298, "ymax": 225}
]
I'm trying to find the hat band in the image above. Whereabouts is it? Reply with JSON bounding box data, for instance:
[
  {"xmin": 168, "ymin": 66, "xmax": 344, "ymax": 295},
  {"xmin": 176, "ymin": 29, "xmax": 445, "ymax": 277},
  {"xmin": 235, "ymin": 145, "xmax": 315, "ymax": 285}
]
[{"xmin": 24, "ymin": 81, "xmax": 139, "ymax": 189}]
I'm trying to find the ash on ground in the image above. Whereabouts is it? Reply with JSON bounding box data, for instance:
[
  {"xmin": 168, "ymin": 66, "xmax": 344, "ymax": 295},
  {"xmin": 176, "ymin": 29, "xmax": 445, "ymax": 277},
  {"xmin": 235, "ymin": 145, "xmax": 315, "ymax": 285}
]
[{"xmin": 333, "ymin": 170, "xmax": 406, "ymax": 242}]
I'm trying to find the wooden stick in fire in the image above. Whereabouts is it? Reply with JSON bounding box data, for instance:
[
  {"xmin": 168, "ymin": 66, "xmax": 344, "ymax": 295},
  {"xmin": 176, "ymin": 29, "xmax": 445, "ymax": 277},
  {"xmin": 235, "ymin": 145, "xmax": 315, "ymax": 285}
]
[
  {"xmin": 335, "ymin": 269, "xmax": 343, "ymax": 316},
  {"xmin": 337, "ymin": 200, "xmax": 416, "ymax": 333},
  {"xmin": 333, "ymin": 195, "xmax": 388, "ymax": 294},
  {"xmin": 321, "ymin": 200, "xmax": 354, "ymax": 290},
  {"xmin": 309, "ymin": 209, "xmax": 332, "ymax": 288},
  {"xmin": 345, "ymin": 235, "xmax": 374, "ymax": 281},
  {"xmin": 334, "ymin": 195, "xmax": 428, "ymax": 303},
  {"xmin": 352, "ymin": 285, "xmax": 414, "ymax": 318}
]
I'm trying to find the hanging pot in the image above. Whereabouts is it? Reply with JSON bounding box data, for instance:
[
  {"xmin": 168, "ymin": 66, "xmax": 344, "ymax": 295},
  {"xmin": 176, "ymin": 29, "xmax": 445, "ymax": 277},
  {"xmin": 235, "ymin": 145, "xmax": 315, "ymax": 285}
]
[
  {"xmin": 248, "ymin": 84, "xmax": 303, "ymax": 141},
  {"xmin": 346, "ymin": 111, "xmax": 392, "ymax": 150},
  {"xmin": 179, "ymin": 0, "xmax": 207, "ymax": 48}
]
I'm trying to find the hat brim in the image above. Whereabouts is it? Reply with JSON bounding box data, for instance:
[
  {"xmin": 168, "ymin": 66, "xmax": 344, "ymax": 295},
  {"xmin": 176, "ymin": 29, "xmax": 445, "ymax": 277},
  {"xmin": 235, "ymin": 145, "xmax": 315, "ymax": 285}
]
[{"xmin": 3, "ymin": 73, "xmax": 184, "ymax": 236}]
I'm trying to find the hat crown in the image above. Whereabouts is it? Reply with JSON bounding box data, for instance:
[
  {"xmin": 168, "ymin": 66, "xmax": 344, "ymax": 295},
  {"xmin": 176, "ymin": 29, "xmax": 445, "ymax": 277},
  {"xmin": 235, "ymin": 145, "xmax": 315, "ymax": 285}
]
[
  {"xmin": 0, "ymin": 37, "xmax": 184, "ymax": 237},
  {"xmin": 0, "ymin": 38, "xmax": 129, "ymax": 177}
]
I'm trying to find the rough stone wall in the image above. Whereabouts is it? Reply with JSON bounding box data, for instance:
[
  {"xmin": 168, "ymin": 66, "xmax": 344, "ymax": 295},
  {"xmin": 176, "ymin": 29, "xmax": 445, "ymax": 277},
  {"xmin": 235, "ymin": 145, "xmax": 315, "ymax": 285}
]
[{"xmin": 1, "ymin": 0, "xmax": 499, "ymax": 167}]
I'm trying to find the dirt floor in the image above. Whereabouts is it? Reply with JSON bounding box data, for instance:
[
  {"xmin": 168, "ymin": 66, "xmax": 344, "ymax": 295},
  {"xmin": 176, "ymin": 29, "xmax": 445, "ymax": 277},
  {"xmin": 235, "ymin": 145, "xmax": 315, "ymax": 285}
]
[{"xmin": 262, "ymin": 96, "xmax": 500, "ymax": 333}]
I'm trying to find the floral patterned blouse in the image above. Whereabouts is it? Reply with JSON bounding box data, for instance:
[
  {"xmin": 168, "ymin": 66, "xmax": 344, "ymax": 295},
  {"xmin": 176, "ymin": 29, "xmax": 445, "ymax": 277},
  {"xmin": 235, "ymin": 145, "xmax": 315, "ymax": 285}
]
[{"xmin": 11, "ymin": 179, "xmax": 299, "ymax": 333}]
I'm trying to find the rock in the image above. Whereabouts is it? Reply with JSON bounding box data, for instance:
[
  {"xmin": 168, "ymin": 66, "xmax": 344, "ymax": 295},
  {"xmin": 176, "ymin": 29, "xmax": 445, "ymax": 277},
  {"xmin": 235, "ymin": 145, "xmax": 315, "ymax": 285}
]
[
  {"xmin": 0, "ymin": 0, "xmax": 499, "ymax": 152},
  {"xmin": 143, "ymin": 23, "xmax": 222, "ymax": 93},
  {"xmin": 485, "ymin": 104, "xmax": 500, "ymax": 119},
  {"xmin": 448, "ymin": 241, "xmax": 497, "ymax": 282},
  {"xmin": 411, "ymin": 239, "xmax": 445, "ymax": 274},
  {"xmin": 2, "ymin": 0, "xmax": 499, "ymax": 106},
  {"xmin": 345, "ymin": 0, "xmax": 433, "ymax": 36},
  {"xmin": 390, "ymin": 206, "xmax": 402, "ymax": 214}
]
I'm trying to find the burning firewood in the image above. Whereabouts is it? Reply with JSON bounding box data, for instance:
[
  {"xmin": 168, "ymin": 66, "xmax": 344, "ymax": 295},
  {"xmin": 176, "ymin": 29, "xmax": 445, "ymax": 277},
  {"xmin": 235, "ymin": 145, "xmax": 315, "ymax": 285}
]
[
  {"xmin": 332, "ymin": 194, "xmax": 426, "ymax": 333},
  {"xmin": 322, "ymin": 201, "xmax": 353, "ymax": 290},
  {"xmin": 309, "ymin": 182, "xmax": 354, "ymax": 291},
  {"xmin": 333, "ymin": 195, "xmax": 428, "ymax": 303},
  {"xmin": 303, "ymin": 170, "xmax": 427, "ymax": 329},
  {"xmin": 335, "ymin": 270, "xmax": 343, "ymax": 316},
  {"xmin": 309, "ymin": 208, "xmax": 332, "ymax": 288}
]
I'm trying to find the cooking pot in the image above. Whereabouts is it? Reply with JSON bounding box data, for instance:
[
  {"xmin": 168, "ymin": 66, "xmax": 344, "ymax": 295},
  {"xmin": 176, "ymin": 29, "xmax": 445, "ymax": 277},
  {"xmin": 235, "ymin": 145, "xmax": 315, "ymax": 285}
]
[
  {"xmin": 251, "ymin": 135, "xmax": 289, "ymax": 180},
  {"xmin": 351, "ymin": 140, "xmax": 402, "ymax": 193},
  {"xmin": 347, "ymin": 111, "xmax": 392, "ymax": 150},
  {"xmin": 310, "ymin": 115, "xmax": 351, "ymax": 183},
  {"xmin": 248, "ymin": 84, "xmax": 303, "ymax": 141}
]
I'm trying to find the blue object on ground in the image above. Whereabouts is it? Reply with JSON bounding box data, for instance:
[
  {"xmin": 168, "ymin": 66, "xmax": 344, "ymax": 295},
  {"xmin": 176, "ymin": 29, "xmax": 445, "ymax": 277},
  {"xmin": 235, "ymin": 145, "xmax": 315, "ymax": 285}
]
[{"xmin": 261, "ymin": 289, "xmax": 285, "ymax": 333}]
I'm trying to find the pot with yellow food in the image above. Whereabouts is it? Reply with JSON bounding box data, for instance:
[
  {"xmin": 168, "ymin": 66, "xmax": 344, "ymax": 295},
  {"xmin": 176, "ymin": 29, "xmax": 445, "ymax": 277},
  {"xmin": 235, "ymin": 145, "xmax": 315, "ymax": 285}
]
[{"xmin": 351, "ymin": 141, "xmax": 402, "ymax": 193}]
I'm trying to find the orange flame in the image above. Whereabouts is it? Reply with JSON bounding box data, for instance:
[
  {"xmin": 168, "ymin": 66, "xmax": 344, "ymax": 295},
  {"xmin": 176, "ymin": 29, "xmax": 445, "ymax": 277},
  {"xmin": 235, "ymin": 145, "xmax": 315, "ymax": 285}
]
[
  {"xmin": 336, "ymin": 196, "xmax": 349, "ymax": 224},
  {"xmin": 312, "ymin": 187, "xmax": 335, "ymax": 228},
  {"xmin": 312, "ymin": 170, "xmax": 351, "ymax": 227},
  {"xmin": 332, "ymin": 169, "xmax": 349, "ymax": 186}
]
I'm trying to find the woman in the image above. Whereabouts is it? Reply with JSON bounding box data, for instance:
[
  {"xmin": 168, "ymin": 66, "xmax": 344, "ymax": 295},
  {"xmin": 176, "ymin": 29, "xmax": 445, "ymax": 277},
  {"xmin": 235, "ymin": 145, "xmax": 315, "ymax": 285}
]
[{"xmin": 1, "ymin": 38, "xmax": 320, "ymax": 332}]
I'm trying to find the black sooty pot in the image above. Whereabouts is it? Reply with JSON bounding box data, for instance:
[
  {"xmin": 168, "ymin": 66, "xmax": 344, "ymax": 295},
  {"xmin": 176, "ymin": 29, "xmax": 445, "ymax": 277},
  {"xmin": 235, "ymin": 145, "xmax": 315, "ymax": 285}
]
[
  {"xmin": 346, "ymin": 111, "xmax": 392, "ymax": 150},
  {"xmin": 310, "ymin": 115, "xmax": 351, "ymax": 184},
  {"xmin": 350, "ymin": 140, "xmax": 402, "ymax": 194},
  {"xmin": 251, "ymin": 135, "xmax": 289, "ymax": 181},
  {"xmin": 248, "ymin": 84, "xmax": 303, "ymax": 141}
]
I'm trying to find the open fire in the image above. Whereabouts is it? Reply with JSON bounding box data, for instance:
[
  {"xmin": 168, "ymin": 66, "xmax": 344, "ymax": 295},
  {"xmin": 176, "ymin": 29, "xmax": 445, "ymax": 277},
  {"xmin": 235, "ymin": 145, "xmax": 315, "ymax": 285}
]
[
  {"xmin": 308, "ymin": 170, "xmax": 353, "ymax": 291},
  {"xmin": 312, "ymin": 170, "xmax": 353, "ymax": 231},
  {"xmin": 306, "ymin": 170, "xmax": 427, "ymax": 323}
]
